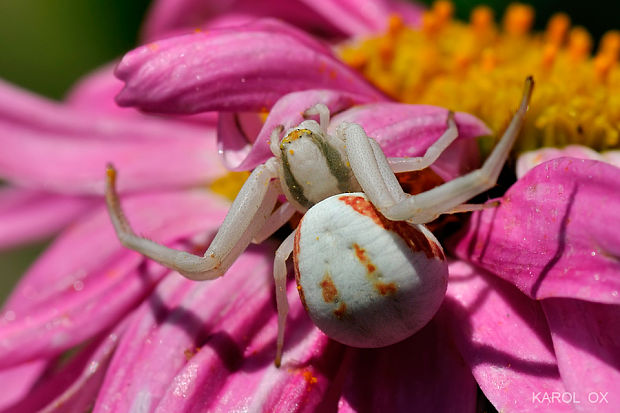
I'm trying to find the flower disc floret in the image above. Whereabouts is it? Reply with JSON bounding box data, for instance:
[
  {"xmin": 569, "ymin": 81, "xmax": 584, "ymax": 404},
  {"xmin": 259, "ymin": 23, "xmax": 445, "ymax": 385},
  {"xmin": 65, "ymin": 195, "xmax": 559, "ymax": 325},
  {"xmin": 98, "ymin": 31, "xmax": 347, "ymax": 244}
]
[{"xmin": 340, "ymin": 1, "xmax": 620, "ymax": 152}]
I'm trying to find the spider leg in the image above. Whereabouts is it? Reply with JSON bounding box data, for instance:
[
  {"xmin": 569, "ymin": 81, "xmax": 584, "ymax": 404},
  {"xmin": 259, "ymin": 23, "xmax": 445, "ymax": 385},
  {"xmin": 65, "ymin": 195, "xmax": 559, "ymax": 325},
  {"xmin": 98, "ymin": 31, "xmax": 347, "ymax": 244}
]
[
  {"xmin": 443, "ymin": 201, "xmax": 500, "ymax": 214},
  {"xmin": 387, "ymin": 111, "xmax": 459, "ymax": 173},
  {"xmin": 345, "ymin": 77, "xmax": 533, "ymax": 224},
  {"xmin": 273, "ymin": 230, "xmax": 295, "ymax": 367},
  {"xmin": 368, "ymin": 138, "xmax": 407, "ymax": 203},
  {"xmin": 337, "ymin": 122, "xmax": 399, "ymax": 210},
  {"xmin": 269, "ymin": 125, "xmax": 284, "ymax": 157},
  {"xmin": 366, "ymin": 138, "xmax": 500, "ymax": 217},
  {"xmin": 252, "ymin": 202, "xmax": 296, "ymax": 244},
  {"xmin": 105, "ymin": 158, "xmax": 281, "ymax": 280},
  {"xmin": 304, "ymin": 103, "xmax": 330, "ymax": 133}
]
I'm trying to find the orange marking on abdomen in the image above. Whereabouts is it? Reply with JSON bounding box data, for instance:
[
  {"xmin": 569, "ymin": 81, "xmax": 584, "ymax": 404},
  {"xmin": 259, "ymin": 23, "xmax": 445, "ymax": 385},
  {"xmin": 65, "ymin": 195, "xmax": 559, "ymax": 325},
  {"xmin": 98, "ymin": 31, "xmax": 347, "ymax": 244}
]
[
  {"xmin": 352, "ymin": 243, "xmax": 397, "ymax": 296},
  {"xmin": 339, "ymin": 195, "xmax": 444, "ymax": 260},
  {"xmin": 293, "ymin": 224, "xmax": 309, "ymax": 312},
  {"xmin": 320, "ymin": 272, "xmax": 339, "ymax": 303}
]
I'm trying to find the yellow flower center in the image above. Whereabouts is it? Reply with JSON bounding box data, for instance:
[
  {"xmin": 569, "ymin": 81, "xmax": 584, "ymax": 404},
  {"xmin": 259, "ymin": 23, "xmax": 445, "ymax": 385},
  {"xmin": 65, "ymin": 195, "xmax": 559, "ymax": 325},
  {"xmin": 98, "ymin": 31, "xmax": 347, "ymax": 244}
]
[
  {"xmin": 339, "ymin": 1, "xmax": 620, "ymax": 152},
  {"xmin": 209, "ymin": 171, "xmax": 251, "ymax": 201}
]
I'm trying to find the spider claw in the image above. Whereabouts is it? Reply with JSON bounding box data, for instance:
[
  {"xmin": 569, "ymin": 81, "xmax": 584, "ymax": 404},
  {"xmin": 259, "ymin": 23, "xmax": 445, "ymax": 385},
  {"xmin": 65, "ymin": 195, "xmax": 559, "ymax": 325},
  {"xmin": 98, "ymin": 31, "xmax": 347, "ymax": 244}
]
[
  {"xmin": 105, "ymin": 163, "xmax": 117, "ymax": 185},
  {"xmin": 446, "ymin": 110, "xmax": 455, "ymax": 126}
]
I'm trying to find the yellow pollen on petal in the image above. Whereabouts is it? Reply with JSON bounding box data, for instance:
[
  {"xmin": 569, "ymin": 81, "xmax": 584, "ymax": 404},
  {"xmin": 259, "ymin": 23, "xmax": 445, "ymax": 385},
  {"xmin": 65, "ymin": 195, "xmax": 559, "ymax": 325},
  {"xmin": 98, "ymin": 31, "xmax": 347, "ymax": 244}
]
[
  {"xmin": 339, "ymin": 1, "xmax": 620, "ymax": 152},
  {"xmin": 209, "ymin": 171, "xmax": 250, "ymax": 201}
]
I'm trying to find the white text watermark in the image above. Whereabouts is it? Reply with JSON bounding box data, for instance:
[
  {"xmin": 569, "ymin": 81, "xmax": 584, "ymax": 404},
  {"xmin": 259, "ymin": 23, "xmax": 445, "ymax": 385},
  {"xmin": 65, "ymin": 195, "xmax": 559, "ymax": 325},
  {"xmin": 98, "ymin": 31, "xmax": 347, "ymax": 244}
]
[{"xmin": 532, "ymin": 392, "xmax": 609, "ymax": 404}]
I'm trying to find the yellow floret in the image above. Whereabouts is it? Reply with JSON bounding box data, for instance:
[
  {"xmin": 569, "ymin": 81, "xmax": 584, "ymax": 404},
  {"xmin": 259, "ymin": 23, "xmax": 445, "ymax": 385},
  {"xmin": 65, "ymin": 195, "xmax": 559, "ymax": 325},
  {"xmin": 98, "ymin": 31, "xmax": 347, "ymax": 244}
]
[
  {"xmin": 209, "ymin": 171, "xmax": 251, "ymax": 201},
  {"xmin": 339, "ymin": 1, "xmax": 620, "ymax": 152}
]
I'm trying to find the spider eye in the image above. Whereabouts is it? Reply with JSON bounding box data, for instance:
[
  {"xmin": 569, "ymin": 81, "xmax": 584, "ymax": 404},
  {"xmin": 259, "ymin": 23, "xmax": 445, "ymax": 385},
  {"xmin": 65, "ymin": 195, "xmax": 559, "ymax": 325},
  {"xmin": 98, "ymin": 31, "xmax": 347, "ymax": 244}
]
[
  {"xmin": 293, "ymin": 193, "xmax": 448, "ymax": 348},
  {"xmin": 280, "ymin": 128, "xmax": 313, "ymax": 148}
]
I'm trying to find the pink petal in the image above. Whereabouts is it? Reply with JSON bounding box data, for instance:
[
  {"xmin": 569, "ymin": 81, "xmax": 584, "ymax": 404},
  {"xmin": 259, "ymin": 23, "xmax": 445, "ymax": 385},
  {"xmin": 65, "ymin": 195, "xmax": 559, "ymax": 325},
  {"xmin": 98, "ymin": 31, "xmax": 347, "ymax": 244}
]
[
  {"xmin": 115, "ymin": 20, "xmax": 384, "ymax": 114},
  {"xmin": 452, "ymin": 158, "xmax": 620, "ymax": 304},
  {"xmin": 66, "ymin": 63, "xmax": 221, "ymax": 125},
  {"xmin": 602, "ymin": 150, "xmax": 620, "ymax": 167},
  {"xmin": 542, "ymin": 299, "xmax": 620, "ymax": 411},
  {"xmin": 0, "ymin": 191, "xmax": 228, "ymax": 368},
  {"xmin": 95, "ymin": 241, "xmax": 352, "ymax": 411},
  {"xmin": 441, "ymin": 261, "xmax": 571, "ymax": 412},
  {"xmin": 0, "ymin": 79, "xmax": 211, "ymax": 138},
  {"xmin": 0, "ymin": 80, "xmax": 226, "ymax": 194},
  {"xmin": 516, "ymin": 145, "xmax": 620, "ymax": 179},
  {"xmin": 338, "ymin": 319, "xmax": 476, "ymax": 412},
  {"xmin": 65, "ymin": 63, "xmax": 141, "ymax": 118},
  {"xmin": 159, "ymin": 283, "xmax": 337, "ymax": 412},
  {"xmin": 0, "ymin": 187, "xmax": 96, "ymax": 249},
  {"xmin": 5, "ymin": 322, "xmax": 125, "ymax": 413},
  {"xmin": 0, "ymin": 360, "xmax": 50, "ymax": 410},
  {"xmin": 141, "ymin": 0, "xmax": 349, "ymax": 42},
  {"xmin": 330, "ymin": 103, "xmax": 490, "ymax": 180},
  {"xmin": 217, "ymin": 111, "xmax": 265, "ymax": 169},
  {"xmin": 95, "ymin": 245, "xmax": 334, "ymax": 412},
  {"xmin": 221, "ymin": 89, "xmax": 376, "ymax": 171},
  {"xmin": 0, "ymin": 121, "xmax": 225, "ymax": 195}
]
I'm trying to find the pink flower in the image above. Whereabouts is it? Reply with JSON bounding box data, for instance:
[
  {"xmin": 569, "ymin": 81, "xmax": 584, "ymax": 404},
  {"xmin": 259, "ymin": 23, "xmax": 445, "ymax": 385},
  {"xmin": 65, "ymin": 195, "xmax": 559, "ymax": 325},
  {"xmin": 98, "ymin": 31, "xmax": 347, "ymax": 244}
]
[{"xmin": 1, "ymin": 1, "xmax": 619, "ymax": 412}]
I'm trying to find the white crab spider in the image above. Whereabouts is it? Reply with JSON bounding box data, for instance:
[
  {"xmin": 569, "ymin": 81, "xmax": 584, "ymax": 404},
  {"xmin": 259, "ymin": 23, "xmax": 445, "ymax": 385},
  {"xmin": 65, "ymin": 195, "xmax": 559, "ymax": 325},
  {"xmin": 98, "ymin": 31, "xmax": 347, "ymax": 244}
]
[{"xmin": 105, "ymin": 77, "xmax": 533, "ymax": 367}]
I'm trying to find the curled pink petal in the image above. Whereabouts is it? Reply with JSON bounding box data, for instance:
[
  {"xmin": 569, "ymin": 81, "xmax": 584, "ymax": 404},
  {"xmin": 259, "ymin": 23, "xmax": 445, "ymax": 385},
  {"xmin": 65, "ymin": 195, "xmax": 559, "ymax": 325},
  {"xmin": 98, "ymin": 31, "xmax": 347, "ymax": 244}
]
[
  {"xmin": 441, "ymin": 261, "xmax": 571, "ymax": 412},
  {"xmin": 0, "ymin": 191, "xmax": 228, "ymax": 368},
  {"xmin": 0, "ymin": 187, "xmax": 96, "ymax": 250},
  {"xmin": 221, "ymin": 89, "xmax": 376, "ymax": 171},
  {"xmin": 516, "ymin": 145, "xmax": 620, "ymax": 179},
  {"xmin": 452, "ymin": 158, "xmax": 620, "ymax": 304},
  {"xmin": 115, "ymin": 20, "xmax": 384, "ymax": 114},
  {"xmin": 339, "ymin": 319, "xmax": 476, "ymax": 412},
  {"xmin": 330, "ymin": 103, "xmax": 490, "ymax": 180},
  {"xmin": 542, "ymin": 299, "xmax": 620, "ymax": 411},
  {"xmin": 217, "ymin": 111, "xmax": 265, "ymax": 170}
]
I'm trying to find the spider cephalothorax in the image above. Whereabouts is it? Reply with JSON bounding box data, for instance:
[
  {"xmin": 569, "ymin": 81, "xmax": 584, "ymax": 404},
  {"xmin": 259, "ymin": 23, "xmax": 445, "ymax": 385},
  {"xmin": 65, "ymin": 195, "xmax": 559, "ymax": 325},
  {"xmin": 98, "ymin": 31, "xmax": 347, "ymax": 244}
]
[{"xmin": 106, "ymin": 77, "xmax": 533, "ymax": 367}]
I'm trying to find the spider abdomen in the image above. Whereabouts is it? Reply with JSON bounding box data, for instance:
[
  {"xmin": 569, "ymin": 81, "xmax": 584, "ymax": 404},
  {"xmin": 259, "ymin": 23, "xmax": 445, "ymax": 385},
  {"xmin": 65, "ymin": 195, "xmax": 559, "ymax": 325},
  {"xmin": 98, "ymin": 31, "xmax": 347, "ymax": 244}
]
[{"xmin": 293, "ymin": 193, "xmax": 448, "ymax": 348}]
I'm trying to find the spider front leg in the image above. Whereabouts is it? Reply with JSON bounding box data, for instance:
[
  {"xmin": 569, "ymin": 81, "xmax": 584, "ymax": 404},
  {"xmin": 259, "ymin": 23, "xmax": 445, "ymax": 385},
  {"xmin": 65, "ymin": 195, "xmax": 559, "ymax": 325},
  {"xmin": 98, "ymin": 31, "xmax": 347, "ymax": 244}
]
[
  {"xmin": 105, "ymin": 158, "xmax": 281, "ymax": 280},
  {"xmin": 387, "ymin": 110, "xmax": 458, "ymax": 173},
  {"xmin": 303, "ymin": 103, "xmax": 330, "ymax": 133},
  {"xmin": 344, "ymin": 76, "xmax": 534, "ymax": 224}
]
